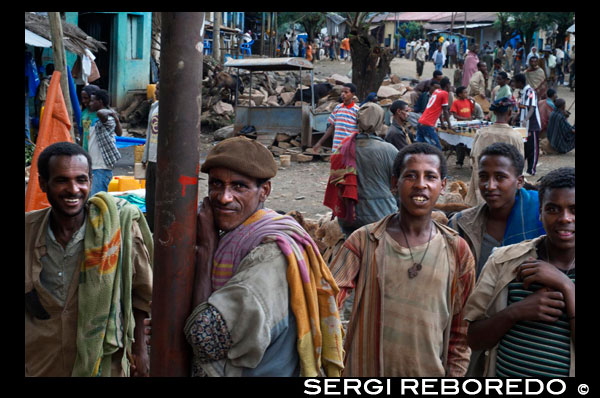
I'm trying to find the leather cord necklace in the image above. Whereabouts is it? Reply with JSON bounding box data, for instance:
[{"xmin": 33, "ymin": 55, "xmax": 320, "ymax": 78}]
[
  {"xmin": 544, "ymin": 237, "xmax": 575, "ymax": 271},
  {"xmin": 400, "ymin": 221, "xmax": 434, "ymax": 279}
]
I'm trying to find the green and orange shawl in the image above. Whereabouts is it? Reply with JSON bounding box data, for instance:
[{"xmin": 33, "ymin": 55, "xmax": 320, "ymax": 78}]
[
  {"xmin": 211, "ymin": 208, "xmax": 345, "ymax": 376},
  {"xmin": 71, "ymin": 192, "xmax": 153, "ymax": 377}
]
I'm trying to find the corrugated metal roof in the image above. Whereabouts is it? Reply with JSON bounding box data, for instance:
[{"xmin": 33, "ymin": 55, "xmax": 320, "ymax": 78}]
[
  {"xmin": 224, "ymin": 57, "xmax": 314, "ymax": 71},
  {"xmin": 428, "ymin": 11, "xmax": 498, "ymax": 23},
  {"xmin": 385, "ymin": 12, "xmax": 454, "ymax": 22}
]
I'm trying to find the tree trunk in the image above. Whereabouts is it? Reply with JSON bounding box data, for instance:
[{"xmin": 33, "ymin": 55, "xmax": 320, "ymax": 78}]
[{"xmin": 349, "ymin": 28, "xmax": 394, "ymax": 101}]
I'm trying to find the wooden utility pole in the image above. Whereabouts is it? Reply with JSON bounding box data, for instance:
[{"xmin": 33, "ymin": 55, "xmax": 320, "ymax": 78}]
[
  {"xmin": 48, "ymin": 12, "xmax": 74, "ymax": 140},
  {"xmin": 213, "ymin": 12, "xmax": 222, "ymax": 63},
  {"xmin": 261, "ymin": 12, "xmax": 266, "ymax": 56},
  {"xmin": 272, "ymin": 12, "xmax": 278, "ymax": 57},
  {"xmin": 150, "ymin": 11, "xmax": 204, "ymax": 377},
  {"xmin": 266, "ymin": 12, "xmax": 272, "ymax": 57}
]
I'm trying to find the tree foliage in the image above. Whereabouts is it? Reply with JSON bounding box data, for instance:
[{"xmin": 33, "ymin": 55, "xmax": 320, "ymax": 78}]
[
  {"xmin": 504, "ymin": 12, "xmax": 574, "ymax": 51},
  {"xmin": 397, "ymin": 21, "xmax": 423, "ymax": 41},
  {"xmin": 277, "ymin": 12, "xmax": 326, "ymax": 40}
]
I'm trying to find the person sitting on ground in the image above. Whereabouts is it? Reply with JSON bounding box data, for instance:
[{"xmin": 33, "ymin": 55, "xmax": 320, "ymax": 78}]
[
  {"xmin": 25, "ymin": 142, "xmax": 153, "ymax": 377},
  {"xmin": 464, "ymin": 97, "xmax": 525, "ymax": 207},
  {"xmin": 385, "ymin": 100, "xmax": 412, "ymax": 150},
  {"xmin": 330, "ymin": 143, "xmax": 476, "ymax": 377},
  {"xmin": 464, "ymin": 167, "xmax": 575, "ymax": 377},
  {"xmin": 544, "ymin": 98, "xmax": 575, "ymax": 154},
  {"xmin": 181, "ymin": 136, "xmax": 344, "ymax": 376}
]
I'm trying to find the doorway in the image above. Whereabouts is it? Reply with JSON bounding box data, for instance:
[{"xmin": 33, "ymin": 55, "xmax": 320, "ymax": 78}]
[{"xmin": 78, "ymin": 12, "xmax": 114, "ymax": 95}]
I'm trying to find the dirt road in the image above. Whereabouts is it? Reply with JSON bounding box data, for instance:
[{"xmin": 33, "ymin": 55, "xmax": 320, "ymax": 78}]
[{"xmin": 116, "ymin": 56, "xmax": 575, "ymax": 223}]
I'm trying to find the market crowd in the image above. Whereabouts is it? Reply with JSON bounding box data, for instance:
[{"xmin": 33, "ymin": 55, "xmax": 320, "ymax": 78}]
[{"xmin": 26, "ymin": 34, "xmax": 574, "ymax": 378}]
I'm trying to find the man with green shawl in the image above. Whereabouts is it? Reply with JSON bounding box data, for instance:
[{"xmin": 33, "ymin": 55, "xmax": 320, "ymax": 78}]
[{"xmin": 25, "ymin": 142, "xmax": 153, "ymax": 377}]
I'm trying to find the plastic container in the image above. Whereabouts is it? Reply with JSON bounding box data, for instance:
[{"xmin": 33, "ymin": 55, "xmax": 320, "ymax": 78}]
[
  {"xmin": 147, "ymin": 84, "xmax": 157, "ymax": 101},
  {"xmin": 134, "ymin": 145, "xmax": 145, "ymax": 163}
]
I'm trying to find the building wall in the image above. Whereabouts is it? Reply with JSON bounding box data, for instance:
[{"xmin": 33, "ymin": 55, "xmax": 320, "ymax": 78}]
[
  {"xmin": 112, "ymin": 12, "xmax": 152, "ymax": 108},
  {"xmin": 64, "ymin": 12, "xmax": 152, "ymax": 108}
]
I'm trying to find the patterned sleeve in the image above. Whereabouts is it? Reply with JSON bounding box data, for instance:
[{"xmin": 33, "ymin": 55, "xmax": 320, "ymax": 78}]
[
  {"xmin": 184, "ymin": 302, "xmax": 233, "ymax": 367},
  {"xmin": 447, "ymin": 236, "xmax": 476, "ymax": 377}
]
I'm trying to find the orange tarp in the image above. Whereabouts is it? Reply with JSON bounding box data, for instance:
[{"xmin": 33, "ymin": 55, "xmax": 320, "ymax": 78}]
[{"xmin": 25, "ymin": 71, "xmax": 73, "ymax": 212}]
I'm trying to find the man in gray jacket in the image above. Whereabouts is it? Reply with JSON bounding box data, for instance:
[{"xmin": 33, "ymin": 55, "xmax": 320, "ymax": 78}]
[{"xmin": 142, "ymin": 82, "xmax": 159, "ymax": 231}]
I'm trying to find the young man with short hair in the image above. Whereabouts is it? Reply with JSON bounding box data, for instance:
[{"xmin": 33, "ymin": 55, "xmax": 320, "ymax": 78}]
[
  {"xmin": 450, "ymin": 142, "xmax": 545, "ymax": 275},
  {"xmin": 464, "ymin": 167, "xmax": 575, "ymax": 377},
  {"xmin": 449, "ymin": 142, "xmax": 546, "ymax": 376},
  {"xmin": 385, "ymin": 100, "xmax": 412, "ymax": 151},
  {"xmin": 450, "ymin": 86, "xmax": 475, "ymax": 121},
  {"xmin": 468, "ymin": 62, "xmax": 488, "ymax": 98},
  {"xmin": 331, "ymin": 143, "xmax": 476, "ymax": 376},
  {"xmin": 313, "ymin": 83, "xmax": 359, "ymax": 153},
  {"xmin": 525, "ymin": 55, "xmax": 547, "ymax": 100},
  {"xmin": 490, "ymin": 72, "xmax": 512, "ymax": 123},
  {"xmin": 464, "ymin": 97, "xmax": 525, "ymax": 206},
  {"xmin": 416, "ymin": 77, "xmax": 452, "ymax": 150}
]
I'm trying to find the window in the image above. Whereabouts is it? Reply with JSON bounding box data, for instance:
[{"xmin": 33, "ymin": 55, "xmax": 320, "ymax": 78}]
[{"xmin": 129, "ymin": 14, "xmax": 144, "ymax": 59}]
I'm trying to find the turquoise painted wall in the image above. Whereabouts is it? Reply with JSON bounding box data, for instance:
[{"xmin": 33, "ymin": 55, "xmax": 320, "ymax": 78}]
[
  {"xmin": 60, "ymin": 12, "xmax": 152, "ymax": 108},
  {"xmin": 111, "ymin": 12, "xmax": 152, "ymax": 107}
]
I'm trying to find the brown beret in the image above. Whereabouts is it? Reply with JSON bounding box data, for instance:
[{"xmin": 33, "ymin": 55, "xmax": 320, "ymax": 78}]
[{"xmin": 200, "ymin": 136, "xmax": 278, "ymax": 179}]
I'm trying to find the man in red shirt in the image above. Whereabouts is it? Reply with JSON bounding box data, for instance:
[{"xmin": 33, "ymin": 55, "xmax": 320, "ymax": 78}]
[
  {"xmin": 450, "ymin": 86, "xmax": 475, "ymax": 120},
  {"xmin": 416, "ymin": 77, "xmax": 452, "ymax": 150}
]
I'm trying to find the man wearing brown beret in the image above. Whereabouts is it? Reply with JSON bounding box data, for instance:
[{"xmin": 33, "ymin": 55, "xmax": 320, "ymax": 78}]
[{"xmin": 182, "ymin": 136, "xmax": 344, "ymax": 377}]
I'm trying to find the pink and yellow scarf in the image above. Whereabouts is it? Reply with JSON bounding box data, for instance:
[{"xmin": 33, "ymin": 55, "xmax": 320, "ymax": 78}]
[{"xmin": 212, "ymin": 208, "xmax": 344, "ymax": 376}]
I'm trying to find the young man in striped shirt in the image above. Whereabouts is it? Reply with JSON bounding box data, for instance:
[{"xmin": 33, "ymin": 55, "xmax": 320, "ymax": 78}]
[
  {"xmin": 464, "ymin": 167, "xmax": 575, "ymax": 377},
  {"xmin": 313, "ymin": 83, "xmax": 360, "ymax": 153}
]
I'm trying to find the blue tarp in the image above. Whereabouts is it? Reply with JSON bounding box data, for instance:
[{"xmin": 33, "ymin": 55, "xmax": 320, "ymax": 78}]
[
  {"xmin": 116, "ymin": 136, "xmax": 146, "ymax": 149},
  {"xmin": 67, "ymin": 65, "xmax": 81, "ymax": 134}
]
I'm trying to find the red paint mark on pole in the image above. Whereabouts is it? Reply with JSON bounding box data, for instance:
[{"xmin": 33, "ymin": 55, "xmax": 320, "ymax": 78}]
[{"xmin": 179, "ymin": 175, "xmax": 198, "ymax": 197}]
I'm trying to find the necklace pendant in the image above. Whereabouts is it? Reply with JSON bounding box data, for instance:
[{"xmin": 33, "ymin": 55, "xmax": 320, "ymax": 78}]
[{"xmin": 408, "ymin": 263, "xmax": 422, "ymax": 279}]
